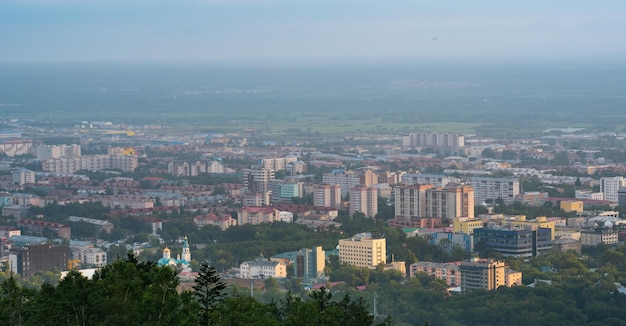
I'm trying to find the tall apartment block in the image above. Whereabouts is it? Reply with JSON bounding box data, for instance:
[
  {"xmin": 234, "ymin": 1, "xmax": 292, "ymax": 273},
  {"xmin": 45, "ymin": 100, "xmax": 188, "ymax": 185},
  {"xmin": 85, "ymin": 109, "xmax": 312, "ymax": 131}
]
[
  {"xmin": 402, "ymin": 133, "xmax": 465, "ymax": 149},
  {"xmin": 425, "ymin": 184, "xmax": 475, "ymax": 223},
  {"xmin": 36, "ymin": 144, "xmax": 81, "ymax": 161},
  {"xmin": 260, "ymin": 156, "xmax": 298, "ymax": 172},
  {"xmin": 322, "ymin": 171, "xmax": 360, "ymax": 197},
  {"xmin": 470, "ymin": 177, "xmax": 520, "ymax": 205},
  {"xmin": 459, "ymin": 259, "xmax": 505, "ymax": 292},
  {"xmin": 394, "ymin": 184, "xmax": 434, "ymax": 219},
  {"xmin": 401, "ymin": 173, "xmax": 457, "ymax": 187},
  {"xmin": 313, "ymin": 184, "xmax": 342, "ymax": 209},
  {"xmin": 600, "ymin": 176, "xmax": 626, "ymax": 203},
  {"xmin": 42, "ymin": 155, "xmax": 138, "ymax": 174},
  {"xmin": 349, "ymin": 186, "xmax": 378, "ymax": 218},
  {"xmin": 338, "ymin": 234, "xmax": 386, "ymax": 268},
  {"xmin": 243, "ymin": 168, "xmax": 275, "ymax": 194},
  {"xmin": 168, "ymin": 160, "xmax": 224, "ymax": 177}
]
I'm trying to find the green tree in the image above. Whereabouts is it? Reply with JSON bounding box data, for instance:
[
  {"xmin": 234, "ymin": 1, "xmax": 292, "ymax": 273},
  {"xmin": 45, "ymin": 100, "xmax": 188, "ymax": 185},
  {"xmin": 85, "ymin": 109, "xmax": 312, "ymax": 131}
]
[{"xmin": 193, "ymin": 262, "xmax": 227, "ymax": 326}]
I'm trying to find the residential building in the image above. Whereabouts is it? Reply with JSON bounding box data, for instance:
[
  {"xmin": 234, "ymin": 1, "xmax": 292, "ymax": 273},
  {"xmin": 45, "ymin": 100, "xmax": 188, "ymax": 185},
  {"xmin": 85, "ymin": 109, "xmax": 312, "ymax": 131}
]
[
  {"xmin": 515, "ymin": 191, "xmax": 549, "ymax": 206},
  {"xmin": 168, "ymin": 160, "xmax": 225, "ymax": 176},
  {"xmin": 349, "ymin": 186, "xmax": 378, "ymax": 218},
  {"xmin": 459, "ymin": 258, "xmax": 506, "ymax": 292},
  {"xmin": 237, "ymin": 206, "xmax": 280, "ymax": 225},
  {"xmin": 243, "ymin": 168, "xmax": 274, "ymax": 194},
  {"xmin": 9, "ymin": 243, "xmax": 69, "ymax": 278},
  {"xmin": 580, "ymin": 228, "xmax": 619, "ymax": 246},
  {"xmin": 17, "ymin": 219, "xmax": 71, "ymax": 240},
  {"xmin": 402, "ymin": 133, "xmax": 465, "ymax": 150},
  {"xmin": 600, "ymin": 176, "xmax": 626, "ymax": 203},
  {"xmin": 42, "ymin": 154, "xmax": 138, "ymax": 174},
  {"xmin": 313, "ymin": 184, "xmax": 342, "ymax": 209},
  {"xmin": 35, "ymin": 144, "xmax": 81, "ymax": 161},
  {"xmin": 575, "ymin": 190, "xmax": 603, "ymax": 201},
  {"xmin": 453, "ymin": 217, "xmax": 485, "ymax": 235},
  {"xmin": 72, "ymin": 247, "xmax": 107, "ymax": 267},
  {"xmin": 193, "ymin": 213, "xmax": 237, "ymax": 231},
  {"xmin": 12, "ymin": 168, "xmax": 36, "ymax": 186},
  {"xmin": 322, "ymin": 171, "xmax": 360, "ymax": 196},
  {"xmin": 401, "ymin": 173, "xmax": 455, "ymax": 187},
  {"xmin": 0, "ymin": 225, "xmax": 20, "ymax": 238},
  {"xmin": 410, "ymin": 261, "xmax": 461, "ymax": 286},
  {"xmin": 261, "ymin": 156, "xmax": 298, "ymax": 172},
  {"xmin": 67, "ymin": 216, "xmax": 114, "ymax": 234},
  {"xmin": 394, "ymin": 184, "xmax": 434, "ymax": 219},
  {"xmin": 0, "ymin": 139, "xmax": 32, "ymax": 157},
  {"xmin": 561, "ymin": 200, "xmax": 584, "ymax": 213},
  {"xmin": 470, "ymin": 177, "xmax": 520, "ymax": 205},
  {"xmin": 240, "ymin": 254, "xmax": 287, "ymax": 279},
  {"xmin": 338, "ymin": 233, "xmax": 386, "ymax": 268},
  {"xmin": 425, "ymin": 184, "xmax": 474, "ymax": 223},
  {"xmin": 552, "ymin": 238, "xmax": 582, "ymax": 255},
  {"xmin": 359, "ymin": 169, "xmax": 379, "ymax": 187}
]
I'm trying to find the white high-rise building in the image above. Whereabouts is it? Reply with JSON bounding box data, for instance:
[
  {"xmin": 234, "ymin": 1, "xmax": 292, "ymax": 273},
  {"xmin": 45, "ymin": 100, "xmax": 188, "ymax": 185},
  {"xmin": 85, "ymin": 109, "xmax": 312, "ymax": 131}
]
[
  {"xmin": 600, "ymin": 177, "xmax": 626, "ymax": 203},
  {"xmin": 470, "ymin": 177, "xmax": 519, "ymax": 205},
  {"xmin": 349, "ymin": 186, "xmax": 378, "ymax": 218}
]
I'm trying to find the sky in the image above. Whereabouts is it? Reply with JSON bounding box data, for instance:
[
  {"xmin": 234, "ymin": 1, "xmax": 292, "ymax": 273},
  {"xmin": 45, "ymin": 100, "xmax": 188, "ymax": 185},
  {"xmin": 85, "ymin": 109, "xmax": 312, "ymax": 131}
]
[{"xmin": 1, "ymin": 0, "xmax": 626, "ymax": 64}]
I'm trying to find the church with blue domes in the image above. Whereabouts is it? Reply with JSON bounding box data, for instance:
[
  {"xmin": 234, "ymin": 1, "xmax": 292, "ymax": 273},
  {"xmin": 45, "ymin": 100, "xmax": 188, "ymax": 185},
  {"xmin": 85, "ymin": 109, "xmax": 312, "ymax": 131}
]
[{"xmin": 158, "ymin": 236, "xmax": 191, "ymax": 272}]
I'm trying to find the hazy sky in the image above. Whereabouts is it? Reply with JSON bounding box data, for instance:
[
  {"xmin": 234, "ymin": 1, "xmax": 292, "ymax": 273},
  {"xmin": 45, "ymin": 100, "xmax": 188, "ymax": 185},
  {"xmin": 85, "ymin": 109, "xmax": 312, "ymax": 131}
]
[{"xmin": 1, "ymin": 0, "xmax": 625, "ymax": 63}]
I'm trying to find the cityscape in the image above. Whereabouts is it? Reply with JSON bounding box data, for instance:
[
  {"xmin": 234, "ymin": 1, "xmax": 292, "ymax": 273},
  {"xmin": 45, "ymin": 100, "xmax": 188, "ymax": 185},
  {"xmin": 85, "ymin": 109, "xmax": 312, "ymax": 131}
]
[{"xmin": 2, "ymin": 0, "xmax": 626, "ymax": 325}]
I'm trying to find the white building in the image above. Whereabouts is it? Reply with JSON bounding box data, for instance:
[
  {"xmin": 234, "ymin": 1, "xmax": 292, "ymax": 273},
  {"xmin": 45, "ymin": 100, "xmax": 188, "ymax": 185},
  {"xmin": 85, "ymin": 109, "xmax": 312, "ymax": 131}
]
[
  {"xmin": 470, "ymin": 177, "xmax": 520, "ymax": 205},
  {"xmin": 12, "ymin": 168, "xmax": 36, "ymax": 186},
  {"xmin": 600, "ymin": 177, "xmax": 626, "ymax": 203},
  {"xmin": 72, "ymin": 247, "xmax": 107, "ymax": 267},
  {"xmin": 240, "ymin": 254, "xmax": 287, "ymax": 279}
]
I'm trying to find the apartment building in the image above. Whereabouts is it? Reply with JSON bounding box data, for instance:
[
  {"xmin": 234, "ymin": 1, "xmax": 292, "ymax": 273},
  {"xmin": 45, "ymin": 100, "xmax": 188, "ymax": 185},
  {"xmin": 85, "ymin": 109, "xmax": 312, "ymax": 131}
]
[
  {"xmin": 168, "ymin": 160, "xmax": 225, "ymax": 177},
  {"xmin": 459, "ymin": 259, "xmax": 505, "ymax": 293},
  {"xmin": 237, "ymin": 206, "xmax": 280, "ymax": 225},
  {"xmin": 261, "ymin": 156, "xmax": 298, "ymax": 172},
  {"xmin": 425, "ymin": 184, "xmax": 474, "ymax": 223},
  {"xmin": 322, "ymin": 171, "xmax": 360, "ymax": 196},
  {"xmin": 401, "ymin": 133, "xmax": 465, "ymax": 149},
  {"xmin": 338, "ymin": 233, "xmax": 386, "ymax": 268},
  {"xmin": 313, "ymin": 184, "xmax": 342, "ymax": 209},
  {"xmin": 12, "ymin": 168, "xmax": 36, "ymax": 185},
  {"xmin": 42, "ymin": 154, "xmax": 138, "ymax": 174},
  {"xmin": 409, "ymin": 261, "xmax": 461, "ymax": 286},
  {"xmin": 600, "ymin": 176, "xmax": 626, "ymax": 203},
  {"xmin": 394, "ymin": 184, "xmax": 434, "ymax": 219},
  {"xmin": 470, "ymin": 177, "xmax": 520, "ymax": 205},
  {"xmin": 349, "ymin": 186, "xmax": 378, "ymax": 218},
  {"xmin": 35, "ymin": 144, "xmax": 81, "ymax": 161},
  {"xmin": 243, "ymin": 168, "xmax": 275, "ymax": 194},
  {"xmin": 9, "ymin": 243, "xmax": 69, "ymax": 278}
]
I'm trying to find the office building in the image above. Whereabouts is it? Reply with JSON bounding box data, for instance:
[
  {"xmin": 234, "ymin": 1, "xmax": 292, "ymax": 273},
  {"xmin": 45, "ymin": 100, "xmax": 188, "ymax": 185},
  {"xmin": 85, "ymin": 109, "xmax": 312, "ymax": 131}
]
[
  {"xmin": 473, "ymin": 224, "xmax": 552, "ymax": 258},
  {"xmin": 294, "ymin": 246, "xmax": 325, "ymax": 281},
  {"xmin": 338, "ymin": 233, "xmax": 386, "ymax": 268}
]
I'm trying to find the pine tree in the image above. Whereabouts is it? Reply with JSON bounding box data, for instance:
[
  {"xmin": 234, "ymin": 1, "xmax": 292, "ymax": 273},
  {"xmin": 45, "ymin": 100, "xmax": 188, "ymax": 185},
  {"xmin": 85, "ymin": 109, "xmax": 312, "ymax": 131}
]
[{"xmin": 193, "ymin": 262, "xmax": 227, "ymax": 326}]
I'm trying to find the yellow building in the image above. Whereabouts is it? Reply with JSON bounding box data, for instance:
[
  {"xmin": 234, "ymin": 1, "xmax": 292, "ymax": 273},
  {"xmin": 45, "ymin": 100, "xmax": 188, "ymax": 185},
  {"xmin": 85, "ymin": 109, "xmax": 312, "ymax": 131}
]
[
  {"xmin": 505, "ymin": 269, "xmax": 523, "ymax": 287},
  {"xmin": 460, "ymin": 259, "xmax": 506, "ymax": 292},
  {"xmin": 561, "ymin": 200, "xmax": 584, "ymax": 213},
  {"xmin": 503, "ymin": 216, "xmax": 557, "ymax": 240},
  {"xmin": 453, "ymin": 217, "xmax": 484, "ymax": 235},
  {"xmin": 338, "ymin": 234, "xmax": 386, "ymax": 268}
]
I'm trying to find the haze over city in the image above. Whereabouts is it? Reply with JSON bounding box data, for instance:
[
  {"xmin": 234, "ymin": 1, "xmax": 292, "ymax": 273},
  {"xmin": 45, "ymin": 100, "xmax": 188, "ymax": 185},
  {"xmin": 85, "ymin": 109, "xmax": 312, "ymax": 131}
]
[
  {"xmin": 3, "ymin": 1, "xmax": 626, "ymax": 326},
  {"xmin": 1, "ymin": 0, "xmax": 626, "ymax": 63}
]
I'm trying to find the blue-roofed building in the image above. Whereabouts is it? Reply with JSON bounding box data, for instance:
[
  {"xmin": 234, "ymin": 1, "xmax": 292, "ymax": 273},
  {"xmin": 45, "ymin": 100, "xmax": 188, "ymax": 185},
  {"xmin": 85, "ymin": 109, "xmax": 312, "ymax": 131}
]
[{"xmin": 157, "ymin": 236, "xmax": 191, "ymax": 272}]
